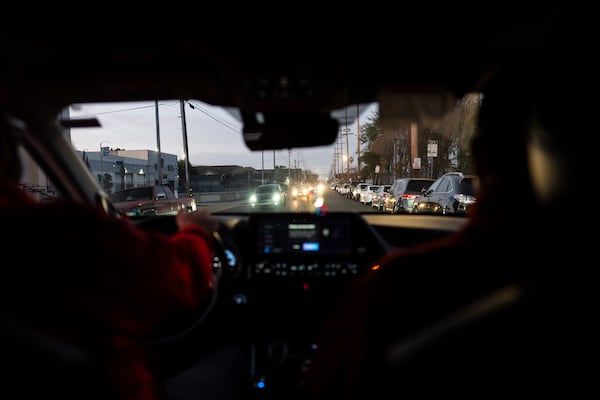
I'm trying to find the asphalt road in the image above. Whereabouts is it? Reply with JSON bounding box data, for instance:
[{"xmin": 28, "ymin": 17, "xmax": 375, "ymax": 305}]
[{"xmin": 199, "ymin": 189, "xmax": 381, "ymax": 214}]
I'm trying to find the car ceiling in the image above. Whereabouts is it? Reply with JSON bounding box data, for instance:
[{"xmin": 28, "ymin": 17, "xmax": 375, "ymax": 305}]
[{"xmin": 0, "ymin": 3, "xmax": 573, "ymax": 124}]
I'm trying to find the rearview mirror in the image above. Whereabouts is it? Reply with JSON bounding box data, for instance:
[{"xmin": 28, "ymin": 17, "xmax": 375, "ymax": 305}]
[{"xmin": 242, "ymin": 112, "xmax": 339, "ymax": 150}]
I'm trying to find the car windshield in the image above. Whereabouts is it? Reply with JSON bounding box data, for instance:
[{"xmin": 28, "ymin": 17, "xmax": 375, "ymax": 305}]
[
  {"xmin": 256, "ymin": 185, "xmax": 280, "ymax": 194},
  {"xmin": 66, "ymin": 94, "xmax": 478, "ymax": 216}
]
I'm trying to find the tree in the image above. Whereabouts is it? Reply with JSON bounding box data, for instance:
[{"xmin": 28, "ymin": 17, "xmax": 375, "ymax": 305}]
[
  {"xmin": 357, "ymin": 94, "xmax": 480, "ymax": 182},
  {"xmin": 427, "ymin": 93, "xmax": 480, "ymax": 174},
  {"xmin": 359, "ymin": 151, "xmax": 381, "ymax": 181},
  {"xmin": 360, "ymin": 110, "xmax": 383, "ymax": 148},
  {"xmin": 358, "ymin": 110, "xmax": 384, "ymax": 180}
]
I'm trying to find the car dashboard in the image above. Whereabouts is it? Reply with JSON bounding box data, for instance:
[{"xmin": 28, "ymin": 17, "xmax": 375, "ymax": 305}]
[
  {"xmin": 224, "ymin": 212, "xmax": 390, "ymax": 397},
  {"xmin": 133, "ymin": 210, "xmax": 464, "ymax": 398},
  {"xmin": 138, "ymin": 211, "xmax": 394, "ymax": 398}
]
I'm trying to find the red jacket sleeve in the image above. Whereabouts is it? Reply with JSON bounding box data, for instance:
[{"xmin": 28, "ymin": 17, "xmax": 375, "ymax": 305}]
[
  {"xmin": 1, "ymin": 183, "xmax": 216, "ymax": 337},
  {"xmin": 1, "ymin": 181, "xmax": 216, "ymax": 400},
  {"xmin": 79, "ymin": 213, "xmax": 216, "ymax": 336}
]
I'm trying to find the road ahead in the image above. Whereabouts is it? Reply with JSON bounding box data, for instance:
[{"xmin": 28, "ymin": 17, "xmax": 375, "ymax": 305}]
[{"xmin": 199, "ymin": 189, "xmax": 381, "ymax": 214}]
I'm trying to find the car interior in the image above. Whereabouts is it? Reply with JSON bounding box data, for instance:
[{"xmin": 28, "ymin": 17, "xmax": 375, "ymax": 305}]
[{"xmin": 1, "ymin": 3, "xmax": 591, "ymax": 400}]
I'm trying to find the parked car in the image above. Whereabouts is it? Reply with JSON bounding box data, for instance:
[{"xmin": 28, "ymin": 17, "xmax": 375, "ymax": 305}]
[
  {"xmin": 412, "ymin": 172, "xmax": 477, "ymax": 215},
  {"xmin": 383, "ymin": 178, "xmax": 435, "ymax": 214},
  {"xmin": 344, "ymin": 183, "xmax": 356, "ymax": 198},
  {"xmin": 352, "ymin": 183, "xmax": 368, "ymax": 201},
  {"xmin": 360, "ymin": 184, "xmax": 380, "ymax": 205},
  {"xmin": 371, "ymin": 184, "xmax": 392, "ymax": 211},
  {"xmin": 338, "ymin": 183, "xmax": 353, "ymax": 196},
  {"xmin": 250, "ymin": 183, "xmax": 287, "ymax": 209},
  {"xmin": 109, "ymin": 184, "xmax": 196, "ymax": 217}
]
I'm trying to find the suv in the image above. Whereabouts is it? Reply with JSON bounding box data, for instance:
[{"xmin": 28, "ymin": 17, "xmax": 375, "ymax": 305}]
[
  {"xmin": 250, "ymin": 183, "xmax": 287, "ymax": 209},
  {"xmin": 384, "ymin": 178, "xmax": 435, "ymax": 214},
  {"xmin": 412, "ymin": 172, "xmax": 477, "ymax": 215}
]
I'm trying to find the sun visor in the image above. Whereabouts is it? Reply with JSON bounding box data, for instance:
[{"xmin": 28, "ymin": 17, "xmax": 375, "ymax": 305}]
[{"xmin": 242, "ymin": 112, "xmax": 339, "ymax": 150}]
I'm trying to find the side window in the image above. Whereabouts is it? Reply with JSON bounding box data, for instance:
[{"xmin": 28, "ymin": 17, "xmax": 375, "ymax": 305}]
[
  {"xmin": 437, "ymin": 177, "xmax": 451, "ymax": 193},
  {"xmin": 427, "ymin": 178, "xmax": 442, "ymax": 193}
]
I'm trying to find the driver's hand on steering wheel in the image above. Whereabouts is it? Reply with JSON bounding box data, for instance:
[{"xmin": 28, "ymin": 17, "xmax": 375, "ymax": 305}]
[{"xmin": 176, "ymin": 208, "xmax": 219, "ymax": 233}]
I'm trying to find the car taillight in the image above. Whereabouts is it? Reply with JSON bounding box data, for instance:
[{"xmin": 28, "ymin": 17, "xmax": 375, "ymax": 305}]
[{"xmin": 402, "ymin": 194, "xmax": 416, "ymax": 199}]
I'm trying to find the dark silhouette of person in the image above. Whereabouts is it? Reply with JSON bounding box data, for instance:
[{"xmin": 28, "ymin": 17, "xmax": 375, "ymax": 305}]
[
  {"xmin": 300, "ymin": 64, "xmax": 553, "ymax": 399},
  {"xmin": 1, "ymin": 116, "xmax": 222, "ymax": 400}
]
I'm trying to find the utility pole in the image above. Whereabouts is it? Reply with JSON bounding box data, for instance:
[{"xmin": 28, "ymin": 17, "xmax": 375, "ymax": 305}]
[
  {"xmin": 295, "ymin": 159, "xmax": 298, "ymax": 182},
  {"xmin": 410, "ymin": 122, "xmax": 418, "ymax": 178},
  {"xmin": 180, "ymin": 100, "xmax": 191, "ymax": 195},
  {"xmin": 338, "ymin": 130, "xmax": 343, "ymax": 177},
  {"xmin": 99, "ymin": 140, "xmax": 110, "ymax": 191},
  {"xmin": 155, "ymin": 101, "xmax": 162, "ymax": 186},
  {"xmin": 356, "ymin": 104, "xmax": 360, "ymax": 176},
  {"xmin": 345, "ymin": 106, "xmax": 350, "ymax": 181}
]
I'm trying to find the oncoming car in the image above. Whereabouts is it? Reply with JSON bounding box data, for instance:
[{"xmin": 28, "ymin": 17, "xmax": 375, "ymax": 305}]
[
  {"xmin": 290, "ymin": 184, "xmax": 313, "ymax": 200},
  {"xmin": 250, "ymin": 183, "xmax": 287, "ymax": 209}
]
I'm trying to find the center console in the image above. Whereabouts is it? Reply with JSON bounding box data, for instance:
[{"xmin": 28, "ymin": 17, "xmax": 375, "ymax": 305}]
[{"xmin": 241, "ymin": 212, "xmax": 387, "ymax": 398}]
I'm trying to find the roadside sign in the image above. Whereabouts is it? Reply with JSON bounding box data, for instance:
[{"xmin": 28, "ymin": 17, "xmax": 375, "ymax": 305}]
[
  {"xmin": 413, "ymin": 157, "xmax": 421, "ymax": 169},
  {"xmin": 427, "ymin": 140, "xmax": 438, "ymax": 157}
]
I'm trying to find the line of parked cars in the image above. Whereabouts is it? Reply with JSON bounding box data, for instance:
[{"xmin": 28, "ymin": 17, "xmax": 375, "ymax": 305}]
[{"xmin": 335, "ymin": 172, "xmax": 477, "ymax": 215}]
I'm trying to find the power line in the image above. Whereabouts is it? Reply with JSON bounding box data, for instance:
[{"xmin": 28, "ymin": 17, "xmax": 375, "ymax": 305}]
[
  {"xmin": 71, "ymin": 101, "xmax": 178, "ymax": 117},
  {"xmin": 186, "ymin": 100, "xmax": 241, "ymax": 134}
]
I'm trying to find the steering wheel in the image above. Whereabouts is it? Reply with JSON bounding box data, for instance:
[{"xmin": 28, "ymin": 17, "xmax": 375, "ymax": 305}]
[{"xmin": 145, "ymin": 219, "xmax": 241, "ymax": 345}]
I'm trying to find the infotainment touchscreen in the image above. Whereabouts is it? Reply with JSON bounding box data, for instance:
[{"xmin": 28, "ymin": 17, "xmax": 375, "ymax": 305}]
[{"xmin": 256, "ymin": 218, "xmax": 352, "ymax": 256}]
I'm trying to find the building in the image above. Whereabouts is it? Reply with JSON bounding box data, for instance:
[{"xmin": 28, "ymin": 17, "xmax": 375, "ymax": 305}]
[{"xmin": 80, "ymin": 148, "xmax": 179, "ymax": 193}]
